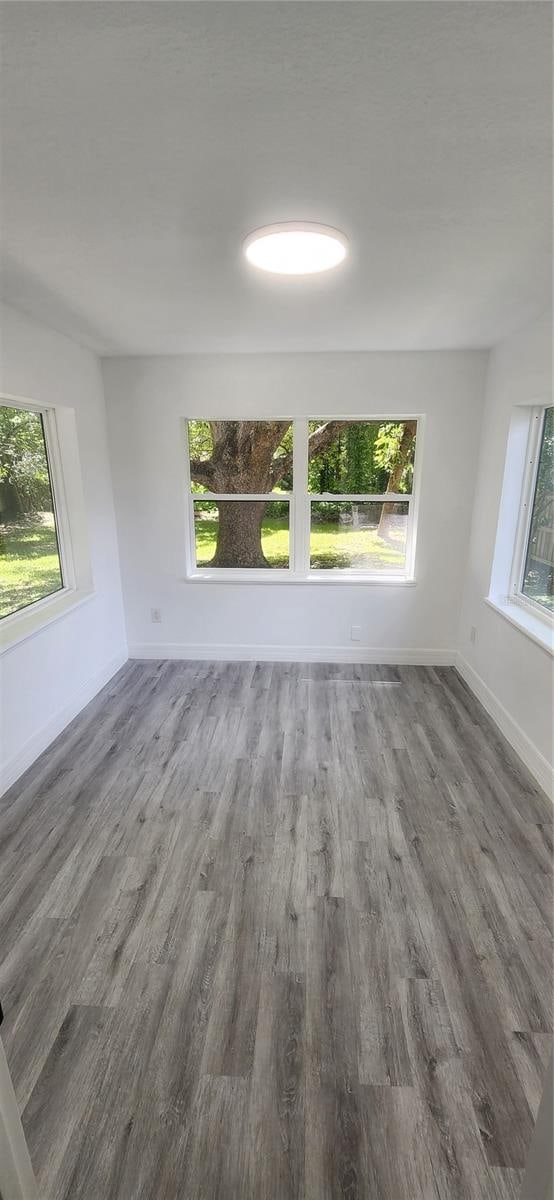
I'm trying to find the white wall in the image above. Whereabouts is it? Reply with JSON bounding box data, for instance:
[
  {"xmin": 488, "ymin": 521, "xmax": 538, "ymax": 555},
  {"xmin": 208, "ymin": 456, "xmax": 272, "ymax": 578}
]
[
  {"xmin": 103, "ymin": 351, "xmax": 487, "ymax": 662},
  {"xmin": 0, "ymin": 304, "xmax": 127, "ymax": 791},
  {"xmin": 458, "ymin": 312, "xmax": 553, "ymax": 792}
]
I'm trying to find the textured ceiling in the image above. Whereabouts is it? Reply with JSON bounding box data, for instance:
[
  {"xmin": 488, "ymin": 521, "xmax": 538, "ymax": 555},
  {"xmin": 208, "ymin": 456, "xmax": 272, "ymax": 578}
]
[{"xmin": 0, "ymin": 1, "xmax": 551, "ymax": 354}]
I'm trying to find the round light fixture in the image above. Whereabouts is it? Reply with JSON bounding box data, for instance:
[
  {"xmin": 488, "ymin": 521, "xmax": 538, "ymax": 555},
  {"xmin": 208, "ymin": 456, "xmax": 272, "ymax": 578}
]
[{"xmin": 243, "ymin": 222, "xmax": 348, "ymax": 276}]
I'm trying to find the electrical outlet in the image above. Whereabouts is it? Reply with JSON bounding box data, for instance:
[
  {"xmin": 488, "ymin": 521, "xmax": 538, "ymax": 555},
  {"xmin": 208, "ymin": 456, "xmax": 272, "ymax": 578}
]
[
  {"xmin": 351, "ymin": 625, "xmax": 362, "ymax": 642},
  {"xmin": 470, "ymin": 625, "xmax": 477, "ymax": 644},
  {"xmin": 151, "ymin": 608, "xmax": 162, "ymax": 624}
]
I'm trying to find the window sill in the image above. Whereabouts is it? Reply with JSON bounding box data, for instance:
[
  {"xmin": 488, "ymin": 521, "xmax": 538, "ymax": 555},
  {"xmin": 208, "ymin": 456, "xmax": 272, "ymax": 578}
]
[
  {"xmin": 183, "ymin": 572, "xmax": 416, "ymax": 587},
  {"xmin": 485, "ymin": 595, "xmax": 553, "ymax": 656},
  {"xmin": 0, "ymin": 587, "xmax": 95, "ymax": 654}
]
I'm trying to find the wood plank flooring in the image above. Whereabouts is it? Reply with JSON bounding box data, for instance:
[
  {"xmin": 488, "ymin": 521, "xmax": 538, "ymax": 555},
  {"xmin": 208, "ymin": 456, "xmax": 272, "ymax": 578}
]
[{"xmin": 0, "ymin": 660, "xmax": 552, "ymax": 1199}]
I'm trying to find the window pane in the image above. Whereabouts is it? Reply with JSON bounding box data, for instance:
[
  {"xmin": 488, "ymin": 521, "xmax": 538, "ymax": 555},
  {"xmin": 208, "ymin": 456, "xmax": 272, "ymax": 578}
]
[
  {"xmin": 522, "ymin": 406, "xmax": 554, "ymax": 611},
  {"xmin": 0, "ymin": 406, "xmax": 63, "ymax": 618},
  {"xmin": 187, "ymin": 420, "xmax": 293, "ymax": 494},
  {"xmin": 310, "ymin": 501, "xmax": 409, "ymax": 572},
  {"xmin": 194, "ymin": 499, "xmax": 290, "ymax": 568},
  {"xmin": 307, "ymin": 420, "xmax": 416, "ymax": 495}
]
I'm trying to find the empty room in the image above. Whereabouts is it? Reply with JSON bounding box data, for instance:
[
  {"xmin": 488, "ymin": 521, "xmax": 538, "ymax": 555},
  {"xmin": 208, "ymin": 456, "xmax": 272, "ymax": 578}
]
[{"xmin": 0, "ymin": 3, "xmax": 552, "ymax": 1198}]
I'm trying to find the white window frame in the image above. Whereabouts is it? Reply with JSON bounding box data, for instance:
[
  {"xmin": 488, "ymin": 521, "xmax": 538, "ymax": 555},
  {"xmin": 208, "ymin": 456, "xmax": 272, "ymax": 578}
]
[
  {"xmin": 0, "ymin": 393, "xmax": 93, "ymax": 651},
  {"xmin": 509, "ymin": 404, "xmax": 554, "ymax": 624},
  {"xmin": 183, "ymin": 416, "xmax": 422, "ymax": 584}
]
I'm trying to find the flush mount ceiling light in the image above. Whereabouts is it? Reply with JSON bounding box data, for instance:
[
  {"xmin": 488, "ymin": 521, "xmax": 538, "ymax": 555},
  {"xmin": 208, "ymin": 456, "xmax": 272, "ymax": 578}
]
[{"xmin": 243, "ymin": 222, "xmax": 348, "ymax": 276}]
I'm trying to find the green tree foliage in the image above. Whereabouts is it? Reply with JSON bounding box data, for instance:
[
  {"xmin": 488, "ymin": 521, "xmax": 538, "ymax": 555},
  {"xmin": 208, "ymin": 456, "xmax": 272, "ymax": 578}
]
[
  {"xmin": 532, "ymin": 406, "xmax": 553, "ymax": 521},
  {"xmin": 523, "ymin": 406, "xmax": 554, "ymax": 605},
  {"xmin": 187, "ymin": 418, "xmax": 417, "ymax": 566},
  {"xmin": 374, "ymin": 423, "xmax": 414, "ymax": 494},
  {"xmin": 307, "ymin": 420, "xmax": 410, "ymax": 496},
  {"xmin": 308, "ymin": 421, "xmax": 411, "ymax": 521},
  {"xmin": 0, "ymin": 406, "xmax": 53, "ymax": 521},
  {"xmin": 187, "ymin": 420, "xmax": 212, "ymax": 494}
]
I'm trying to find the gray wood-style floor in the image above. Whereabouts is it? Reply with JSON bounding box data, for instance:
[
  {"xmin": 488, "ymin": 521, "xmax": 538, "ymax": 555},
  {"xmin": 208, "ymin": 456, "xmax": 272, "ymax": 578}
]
[{"xmin": 0, "ymin": 661, "xmax": 552, "ymax": 1200}]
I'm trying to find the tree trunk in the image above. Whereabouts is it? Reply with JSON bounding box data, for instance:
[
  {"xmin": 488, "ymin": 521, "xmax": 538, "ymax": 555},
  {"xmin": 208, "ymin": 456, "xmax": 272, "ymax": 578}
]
[
  {"xmin": 190, "ymin": 421, "xmax": 356, "ymax": 566},
  {"xmin": 211, "ymin": 500, "xmax": 270, "ymax": 568},
  {"xmin": 0, "ymin": 481, "xmax": 24, "ymax": 522},
  {"xmin": 377, "ymin": 421, "xmax": 416, "ymax": 539}
]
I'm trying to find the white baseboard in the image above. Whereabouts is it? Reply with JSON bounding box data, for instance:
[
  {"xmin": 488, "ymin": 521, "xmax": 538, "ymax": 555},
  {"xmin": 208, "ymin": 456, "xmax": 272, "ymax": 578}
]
[
  {"xmin": 3, "ymin": 641, "xmax": 549, "ymax": 803},
  {"xmin": 0, "ymin": 650, "xmax": 128, "ymax": 796},
  {"xmin": 129, "ymin": 642, "xmax": 455, "ymax": 666},
  {"xmin": 455, "ymin": 652, "xmax": 553, "ymax": 800}
]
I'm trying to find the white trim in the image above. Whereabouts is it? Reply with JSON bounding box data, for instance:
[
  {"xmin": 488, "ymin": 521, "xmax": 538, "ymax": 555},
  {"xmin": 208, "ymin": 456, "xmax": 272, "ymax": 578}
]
[
  {"xmin": 455, "ymin": 652, "xmax": 553, "ymax": 801},
  {"xmin": 184, "ymin": 417, "xmax": 421, "ymax": 582},
  {"xmin": 509, "ymin": 404, "xmax": 554, "ymax": 618},
  {"xmin": 485, "ymin": 596, "xmax": 553, "ymax": 656},
  {"xmin": 182, "ymin": 572, "xmax": 415, "ymax": 585},
  {"xmin": 196, "ymin": 492, "xmax": 409, "ymax": 504},
  {"xmin": 0, "ymin": 586, "xmax": 94, "ymax": 654},
  {"xmin": 512, "ymin": 591, "xmax": 554, "ymax": 623},
  {"xmin": 184, "ymin": 412, "xmax": 423, "ymax": 422},
  {"xmin": 521, "ymin": 1054, "xmax": 553, "ymax": 1200},
  {"xmin": 41, "ymin": 407, "xmax": 76, "ymax": 590},
  {"xmin": 0, "ymin": 391, "xmax": 45, "ymax": 413},
  {"xmin": 0, "ymin": 1037, "xmax": 38, "ymax": 1200},
  {"xmin": 182, "ymin": 419, "xmax": 196, "ymax": 578},
  {"xmin": 309, "ymin": 492, "xmax": 409, "ymax": 503},
  {"xmin": 292, "ymin": 417, "xmax": 307, "ymax": 572},
  {"xmin": 509, "ymin": 406, "xmax": 544, "ymax": 597},
  {"xmin": 0, "ymin": 395, "xmax": 94, "ymax": 649},
  {"xmin": 0, "ymin": 399, "xmax": 69, "ymax": 621},
  {"xmin": 129, "ymin": 642, "xmax": 453, "ymax": 665},
  {"xmin": 405, "ymin": 413, "xmax": 424, "ymax": 580},
  {"xmin": 0, "ymin": 651, "xmax": 127, "ymax": 796},
  {"xmin": 194, "ymin": 492, "xmax": 293, "ymax": 503}
]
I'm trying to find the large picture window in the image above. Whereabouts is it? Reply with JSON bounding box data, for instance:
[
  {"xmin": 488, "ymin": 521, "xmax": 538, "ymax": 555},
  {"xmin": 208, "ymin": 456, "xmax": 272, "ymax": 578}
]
[
  {"xmin": 0, "ymin": 402, "xmax": 65, "ymax": 618},
  {"xmin": 512, "ymin": 406, "xmax": 554, "ymax": 615},
  {"xmin": 185, "ymin": 418, "xmax": 419, "ymax": 580}
]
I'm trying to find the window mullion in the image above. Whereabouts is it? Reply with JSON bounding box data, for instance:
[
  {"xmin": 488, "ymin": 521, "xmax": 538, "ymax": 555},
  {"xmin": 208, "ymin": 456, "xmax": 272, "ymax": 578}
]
[
  {"xmin": 183, "ymin": 419, "xmax": 196, "ymax": 576},
  {"xmin": 308, "ymin": 493, "xmax": 409, "ymax": 503},
  {"xmin": 292, "ymin": 418, "xmax": 309, "ymax": 574}
]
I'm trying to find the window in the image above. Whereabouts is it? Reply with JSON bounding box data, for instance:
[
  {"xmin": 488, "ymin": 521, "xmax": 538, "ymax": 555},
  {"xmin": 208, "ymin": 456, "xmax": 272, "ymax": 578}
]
[
  {"xmin": 184, "ymin": 418, "xmax": 419, "ymax": 580},
  {"xmin": 512, "ymin": 405, "xmax": 554, "ymax": 615},
  {"xmin": 0, "ymin": 395, "xmax": 92, "ymax": 650},
  {"xmin": 0, "ymin": 402, "xmax": 66, "ymax": 618}
]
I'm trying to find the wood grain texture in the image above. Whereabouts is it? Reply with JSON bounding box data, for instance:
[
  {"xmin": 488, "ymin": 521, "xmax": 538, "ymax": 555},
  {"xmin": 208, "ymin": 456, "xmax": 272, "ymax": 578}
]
[{"xmin": 0, "ymin": 659, "xmax": 552, "ymax": 1198}]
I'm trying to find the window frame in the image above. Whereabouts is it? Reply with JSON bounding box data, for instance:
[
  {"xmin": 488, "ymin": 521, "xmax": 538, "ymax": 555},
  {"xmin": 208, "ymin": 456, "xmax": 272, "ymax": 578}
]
[
  {"xmin": 183, "ymin": 415, "xmax": 422, "ymax": 583},
  {"xmin": 509, "ymin": 404, "xmax": 554, "ymax": 624},
  {"xmin": 0, "ymin": 393, "xmax": 93, "ymax": 650}
]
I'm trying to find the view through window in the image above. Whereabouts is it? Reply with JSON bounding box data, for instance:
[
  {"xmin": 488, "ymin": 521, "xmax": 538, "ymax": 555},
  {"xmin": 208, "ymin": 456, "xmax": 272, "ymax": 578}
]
[
  {"xmin": 0, "ymin": 404, "xmax": 64, "ymax": 618},
  {"xmin": 307, "ymin": 419, "xmax": 415, "ymax": 572},
  {"xmin": 521, "ymin": 405, "xmax": 554, "ymax": 612},
  {"xmin": 188, "ymin": 421, "xmax": 293, "ymax": 569},
  {"xmin": 186, "ymin": 418, "xmax": 418, "ymax": 575}
]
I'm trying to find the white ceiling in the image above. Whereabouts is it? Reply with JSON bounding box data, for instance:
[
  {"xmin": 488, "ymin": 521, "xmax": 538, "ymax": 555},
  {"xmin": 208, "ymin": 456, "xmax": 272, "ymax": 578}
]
[{"xmin": 0, "ymin": 1, "xmax": 551, "ymax": 355}]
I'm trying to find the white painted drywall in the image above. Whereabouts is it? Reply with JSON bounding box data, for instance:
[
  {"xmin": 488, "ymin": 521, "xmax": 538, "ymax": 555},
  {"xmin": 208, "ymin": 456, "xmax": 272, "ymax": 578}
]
[
  {"xmin": 103, "ymin": 351, "xmax": 487, "ymax": 661},
  {"xmin": 458, "ymin": 312, "xmax": 553, "ymax": 782},
  {"xmin": 521, "ymin": 1053, "xmax": 553, "ymax": 1200},
  {"xmin": 0, "ymin": 304, "xmax": 127, "ymax": 791},
  {"xmin": 1, "ymin": 4, "xmax": 551, "ymax": 354},
  {"xmin": 0, "ymin": 1035, "xmax": 37, "ymax": 1200}
]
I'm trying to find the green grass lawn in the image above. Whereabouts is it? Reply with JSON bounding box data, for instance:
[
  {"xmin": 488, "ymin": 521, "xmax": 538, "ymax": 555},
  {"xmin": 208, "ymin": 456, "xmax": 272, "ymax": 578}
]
[
  {"xmin": 195, "ymin": 515, "xmax": 407, "ymax": 571},
  {"xmin": 0, "ymin": 514, "xmax": 63, "ymax": 618}
]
